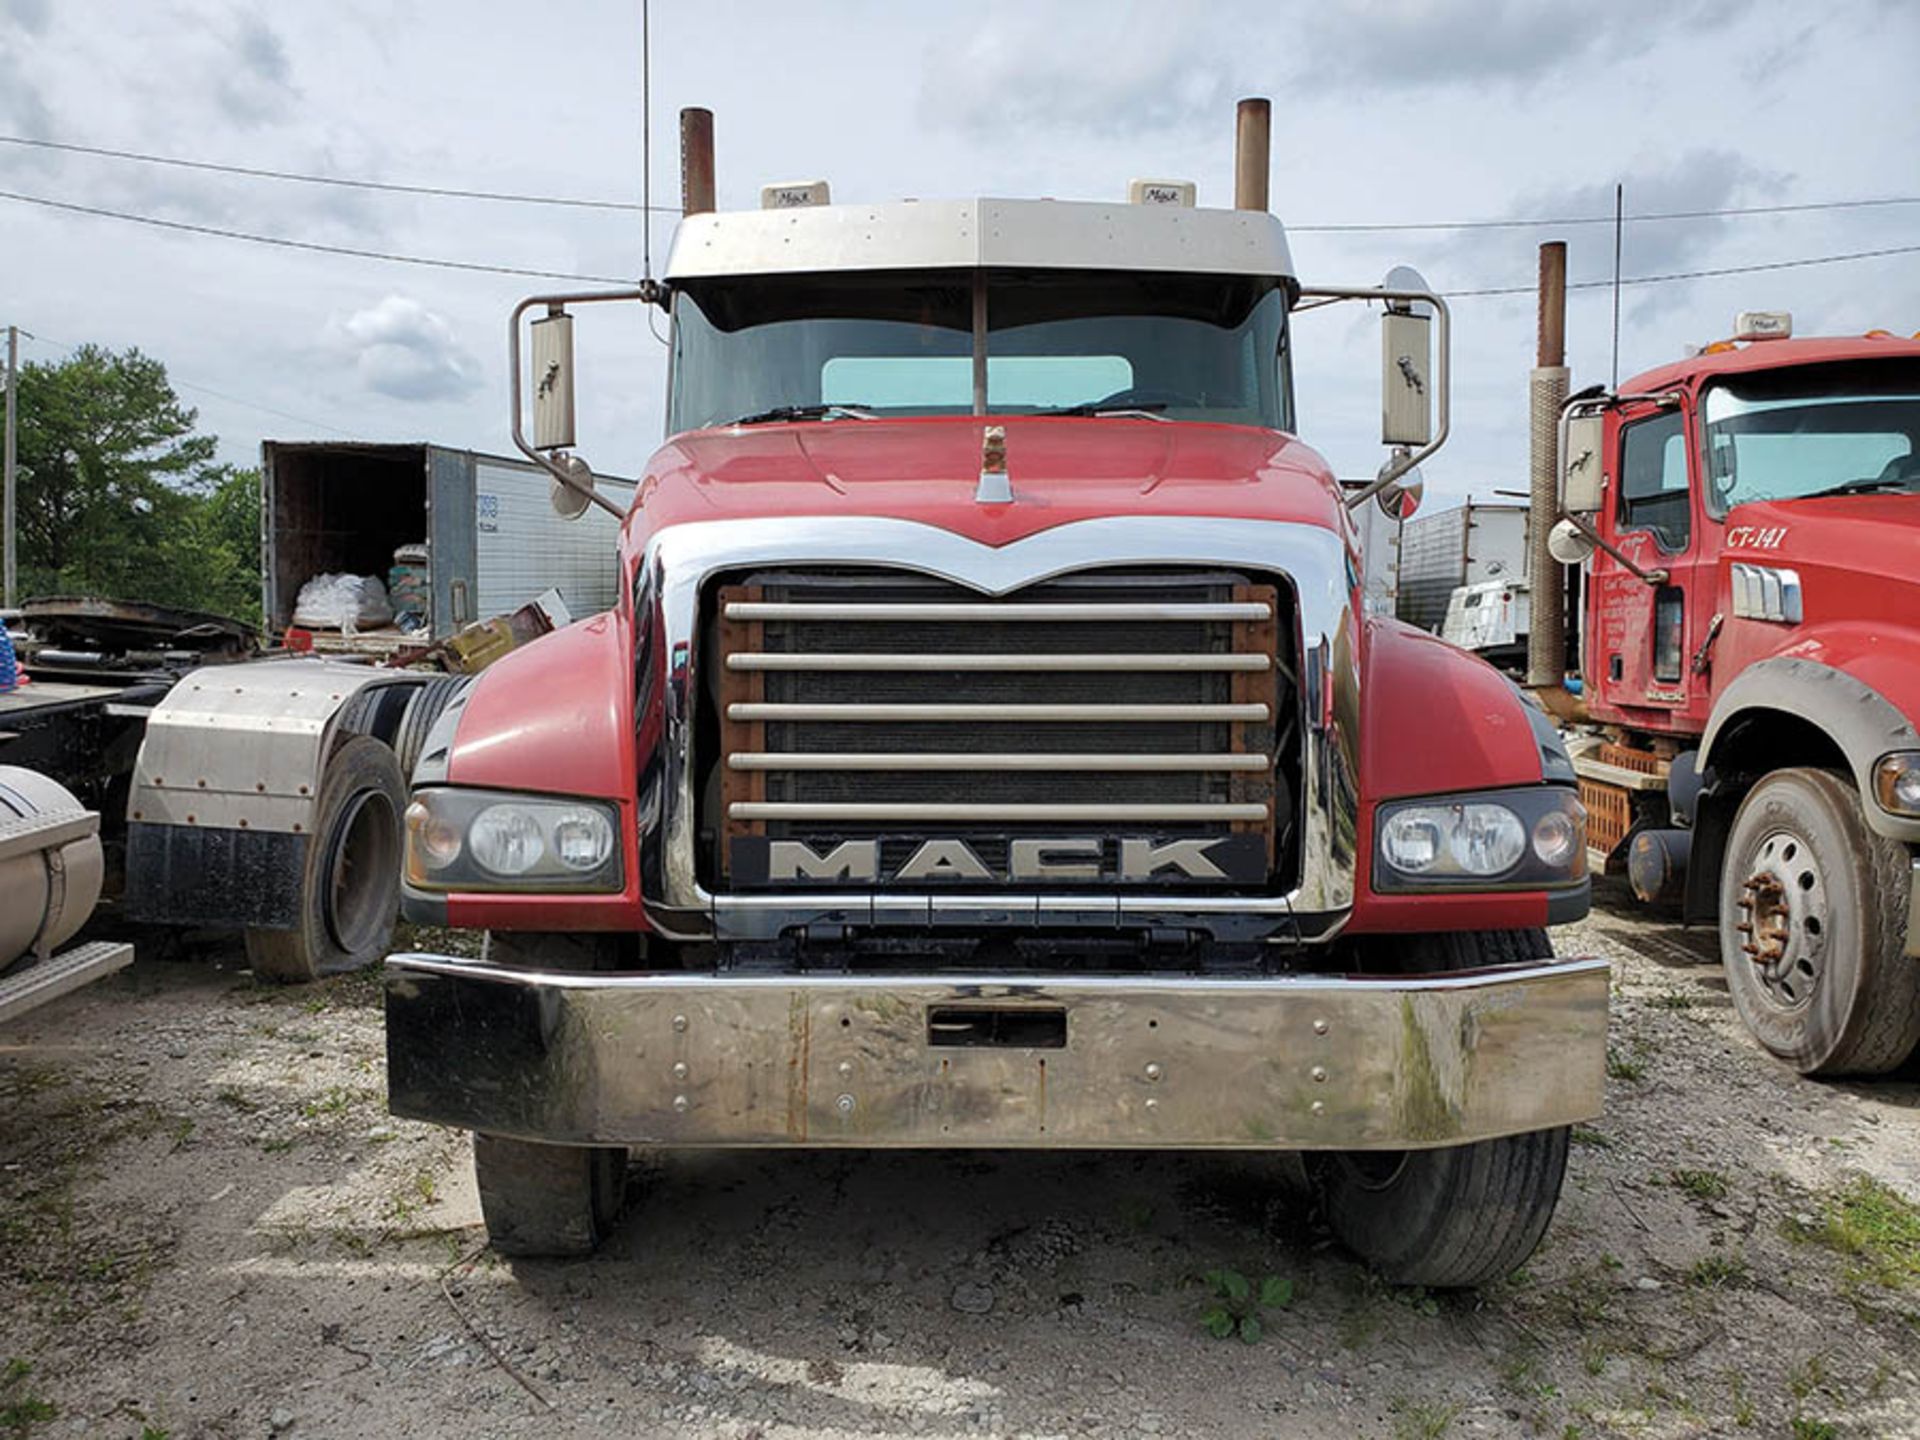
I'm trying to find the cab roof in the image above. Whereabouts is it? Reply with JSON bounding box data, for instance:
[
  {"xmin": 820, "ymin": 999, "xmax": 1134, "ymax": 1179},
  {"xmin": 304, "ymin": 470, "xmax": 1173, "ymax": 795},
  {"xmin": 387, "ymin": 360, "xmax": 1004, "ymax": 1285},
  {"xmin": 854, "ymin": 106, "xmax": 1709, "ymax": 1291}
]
[
  {"xmin": 663, "ymin": 197, "xmax": 1296, "ymax": 283},
  {"xmin": 1622, "ymin": 333, "xmax": 1920, "ymax": 394}
]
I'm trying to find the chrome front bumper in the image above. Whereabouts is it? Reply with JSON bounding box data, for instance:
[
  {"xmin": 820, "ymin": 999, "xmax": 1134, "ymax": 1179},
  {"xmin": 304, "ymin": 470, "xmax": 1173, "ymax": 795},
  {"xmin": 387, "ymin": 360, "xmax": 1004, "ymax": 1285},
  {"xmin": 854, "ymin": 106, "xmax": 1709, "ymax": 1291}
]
[{"xmin": 386, "ymin": 954, "xmax": 1607, "ymax": 1150}]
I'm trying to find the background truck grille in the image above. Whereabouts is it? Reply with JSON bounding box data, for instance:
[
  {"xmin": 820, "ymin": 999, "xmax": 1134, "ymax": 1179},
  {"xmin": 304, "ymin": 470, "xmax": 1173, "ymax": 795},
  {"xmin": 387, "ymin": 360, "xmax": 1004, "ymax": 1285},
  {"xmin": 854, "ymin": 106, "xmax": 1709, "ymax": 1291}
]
[{"xmin": 699, "ymin": 569, "xmax": 1299, "ymax": 892}]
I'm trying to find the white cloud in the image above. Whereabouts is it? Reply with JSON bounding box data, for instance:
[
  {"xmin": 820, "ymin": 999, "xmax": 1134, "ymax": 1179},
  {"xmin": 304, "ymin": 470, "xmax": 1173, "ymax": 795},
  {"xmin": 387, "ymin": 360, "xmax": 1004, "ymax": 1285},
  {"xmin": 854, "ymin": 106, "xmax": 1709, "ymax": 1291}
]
[{"xmin": 330, "ymin": 296, "xmax": 481, "ymax": 403}]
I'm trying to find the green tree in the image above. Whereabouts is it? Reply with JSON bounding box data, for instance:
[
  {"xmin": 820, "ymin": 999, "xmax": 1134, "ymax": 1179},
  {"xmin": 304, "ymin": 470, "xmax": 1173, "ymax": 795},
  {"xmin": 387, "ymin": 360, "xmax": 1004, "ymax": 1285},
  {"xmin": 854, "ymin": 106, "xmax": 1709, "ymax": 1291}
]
[{"xmin": 13, "ymin": 344, "xmax": 260, "ymax": 624}]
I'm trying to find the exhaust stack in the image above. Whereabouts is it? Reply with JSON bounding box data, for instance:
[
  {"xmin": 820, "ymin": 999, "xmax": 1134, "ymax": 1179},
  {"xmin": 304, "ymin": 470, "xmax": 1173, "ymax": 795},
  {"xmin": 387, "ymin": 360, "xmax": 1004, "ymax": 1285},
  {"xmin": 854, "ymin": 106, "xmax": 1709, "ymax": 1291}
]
[
  {"xmin": 681, "ymin": 106, "xmax": 715, "ymax": 216},
  {"xmin": 1235, "ymin": 98, "xmax": 1270, "ymax": 212},
  {"xmin": 1526, "ymin": 241, "xmax": 1570, "ymax": 690}
]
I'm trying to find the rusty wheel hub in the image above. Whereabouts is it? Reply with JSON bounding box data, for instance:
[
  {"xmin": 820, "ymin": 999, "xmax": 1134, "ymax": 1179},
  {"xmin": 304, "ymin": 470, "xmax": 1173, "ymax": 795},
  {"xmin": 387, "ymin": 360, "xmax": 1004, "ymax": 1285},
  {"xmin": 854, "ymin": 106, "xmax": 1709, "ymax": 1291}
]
[{"xmin": 1736, "ymin": 829, "xmax": 1828, "ymax": 1009}]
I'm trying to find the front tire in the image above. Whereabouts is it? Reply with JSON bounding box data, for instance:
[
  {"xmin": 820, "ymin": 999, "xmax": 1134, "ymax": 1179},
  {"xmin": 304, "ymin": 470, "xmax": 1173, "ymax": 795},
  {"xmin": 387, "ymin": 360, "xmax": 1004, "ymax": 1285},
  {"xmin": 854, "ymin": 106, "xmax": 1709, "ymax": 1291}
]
[
  {"xmin": 1718, "ymin": 767, "xmax": 1920, "ymax": 1076},
  {"xmin": 1308, "ymin": 929, "xmax": 1571, "ymax": 1288},
  {"xmin": 473, "ymin": 1134, "xmax": 628, "ymax": 1258}
]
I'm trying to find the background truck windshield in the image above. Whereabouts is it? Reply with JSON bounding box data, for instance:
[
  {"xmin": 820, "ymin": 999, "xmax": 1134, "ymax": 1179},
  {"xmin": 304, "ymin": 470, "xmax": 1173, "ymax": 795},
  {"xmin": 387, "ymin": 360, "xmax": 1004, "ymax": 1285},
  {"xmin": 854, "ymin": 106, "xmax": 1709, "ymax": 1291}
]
[
  {"xmin": 1704, "ymin": 359, "xmax": 1920, "ymax": 511},
  {"xmin": 668, "ymin": 269, "xmax": 1294, "ymax": 434}
]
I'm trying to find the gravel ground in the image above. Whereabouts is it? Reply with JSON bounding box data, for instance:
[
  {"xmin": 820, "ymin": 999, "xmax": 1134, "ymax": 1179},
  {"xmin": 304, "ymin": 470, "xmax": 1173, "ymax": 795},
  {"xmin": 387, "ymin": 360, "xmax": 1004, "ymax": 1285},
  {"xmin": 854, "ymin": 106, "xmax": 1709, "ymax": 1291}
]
[{"xmin": 4, "ymin": 891, "xmax": 1919, "ymax": 1439}]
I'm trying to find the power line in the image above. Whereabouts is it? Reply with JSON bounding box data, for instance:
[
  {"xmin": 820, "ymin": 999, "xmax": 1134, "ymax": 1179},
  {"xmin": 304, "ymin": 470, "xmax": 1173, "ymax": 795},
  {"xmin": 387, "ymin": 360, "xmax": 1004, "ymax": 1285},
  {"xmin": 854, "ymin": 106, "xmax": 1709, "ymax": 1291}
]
[
  {"xmin": 0, "ymin": 133, "xmax": 671, "ymax": 215},
  {"xmin": 6, "ymin": 132, "xmax": 1919, "ymax": 234},
  {"xmin": 7, "ymin": 180, "xmax": 1918, "ymax": 303},
  {"xmin": 0, "ymin": 187, "xmax": 634, "ymax": 285},
  {"xmin": 1293, "ymin": 196, "xmax": 1920, "ymax": 234},
  {"xmin": 1442, "ymin": 243, "xmax": 1920, "ymax": 298},
  {"xmin": 21, "ymin": 331, "xmax": 356, "ymax": 438}
]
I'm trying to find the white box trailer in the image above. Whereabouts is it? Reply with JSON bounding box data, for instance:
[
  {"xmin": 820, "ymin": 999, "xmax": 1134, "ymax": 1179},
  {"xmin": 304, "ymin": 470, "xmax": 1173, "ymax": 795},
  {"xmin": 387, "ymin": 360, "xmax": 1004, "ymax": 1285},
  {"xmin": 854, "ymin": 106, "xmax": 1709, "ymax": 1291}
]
[
  {"xmin": 261, "ymin": 442, "xmax": 635, "ymax": 641},
  {"xmin": 1394, "ymin": 499, "xmax": 1530, "ymax": 634}
]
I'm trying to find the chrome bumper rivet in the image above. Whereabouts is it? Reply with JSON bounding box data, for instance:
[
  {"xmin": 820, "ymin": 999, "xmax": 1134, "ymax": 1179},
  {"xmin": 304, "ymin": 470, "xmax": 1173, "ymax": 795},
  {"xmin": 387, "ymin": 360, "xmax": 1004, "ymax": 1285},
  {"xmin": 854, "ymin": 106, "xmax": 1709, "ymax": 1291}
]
[
  {"xmin": 672, "ymin": 1014, "xmax": 689, "ymax": 1032},
  {"xmin": 672, "ymin": 1094, "xmax": 690, "ymax": 1113},
  {"xmin": 1310, "ymin": 1066, "xmax": 1328, "ymax": 1083},
  {"xmin": 836, "ymin": 1093, "xmax": 856, "ymax": 1115},
  {"xmin": 671, "ymin": 1061, "xmax": 689, "ymax": 1081},
  {"xmin": 1145, "ymin": 1097, "xmax": 1159, "ymax": 1112},
  {"xmin": 1144, "ymin": 1062, "xmax": 1164, "ymax": 1082},
  {"xmin": 837, "ymin": 1060, "xmax": 854, "ymax": 1079},
  {"xmin": 1311, "ymin": 1100, "xmax": 1326, "ymax": 1116},
  {"xmin": 1312, "ymin": 1018, "xmax": 1330, "ymax": 1036}
]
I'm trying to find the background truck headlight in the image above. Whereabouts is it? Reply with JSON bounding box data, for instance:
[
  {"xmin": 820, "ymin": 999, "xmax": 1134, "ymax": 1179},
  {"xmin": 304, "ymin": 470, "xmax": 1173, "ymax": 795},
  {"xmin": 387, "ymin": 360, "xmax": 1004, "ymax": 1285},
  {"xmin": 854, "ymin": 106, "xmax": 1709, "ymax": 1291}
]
[
  {"xmin": 1374, "ymin": 788, "xmax": 1586, "ymax": 892},
  {"xmin": 406, "ymin": 788, "xmax": 623, "ymax": 892},
  {"xmin": 1873, "ymin": 752, "xmax": 1920, "ymax": 817}
]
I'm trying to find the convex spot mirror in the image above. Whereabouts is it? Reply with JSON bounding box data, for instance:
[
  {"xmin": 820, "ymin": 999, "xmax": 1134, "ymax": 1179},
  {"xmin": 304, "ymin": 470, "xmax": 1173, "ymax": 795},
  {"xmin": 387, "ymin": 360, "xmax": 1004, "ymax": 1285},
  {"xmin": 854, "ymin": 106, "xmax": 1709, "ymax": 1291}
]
[
  {"xmin": 1376, "ymin": 463, "xmax": 1423, "ymax": 521},
  {"xmin": 1562, "ymin": 412, "xmax": 1606, "ymax": 513},
  {"xmin": 1548, "ymin": 517, "xmax": 1598, "ymax": 565},
  {"xmin": 548, "ymin": 454, "xmax": 597, "ymax": 520}
]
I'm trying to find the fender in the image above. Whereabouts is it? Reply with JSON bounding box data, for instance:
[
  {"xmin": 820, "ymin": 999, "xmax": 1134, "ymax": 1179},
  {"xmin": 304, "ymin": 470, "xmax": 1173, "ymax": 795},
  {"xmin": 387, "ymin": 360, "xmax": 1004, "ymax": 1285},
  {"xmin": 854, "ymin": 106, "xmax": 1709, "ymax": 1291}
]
[
  {"xmin": 405, "ymin": 612, "xmax": 648, "ymax": 931},
  {"xmin": 1701, "ymin": 643, "xmax": 1920, "ymax": 846},
  {"xmin": 1347, "ymin": 619, "xmax": 1585, "ymax": 933}
]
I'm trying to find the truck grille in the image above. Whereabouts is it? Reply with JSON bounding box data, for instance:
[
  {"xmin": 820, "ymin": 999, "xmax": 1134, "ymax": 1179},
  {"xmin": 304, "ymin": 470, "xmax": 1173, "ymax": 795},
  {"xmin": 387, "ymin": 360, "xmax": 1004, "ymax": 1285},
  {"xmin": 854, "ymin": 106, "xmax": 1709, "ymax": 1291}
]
[{"xmin": 701, "ymin": 569, "xmax": 1297, "ymax": 891}]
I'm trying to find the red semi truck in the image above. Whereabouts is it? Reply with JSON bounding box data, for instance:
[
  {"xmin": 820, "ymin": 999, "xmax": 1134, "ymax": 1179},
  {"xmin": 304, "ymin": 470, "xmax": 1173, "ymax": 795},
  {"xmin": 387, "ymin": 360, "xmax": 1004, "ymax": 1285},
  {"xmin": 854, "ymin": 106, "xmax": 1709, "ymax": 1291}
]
[
  {"xmin": 383, "ymin": 103, "xmax": 1606, "ymax": 1284},
  {"xmin": 1545, "ymin": 315, "xmax": 1920, "ymax": 1075}
]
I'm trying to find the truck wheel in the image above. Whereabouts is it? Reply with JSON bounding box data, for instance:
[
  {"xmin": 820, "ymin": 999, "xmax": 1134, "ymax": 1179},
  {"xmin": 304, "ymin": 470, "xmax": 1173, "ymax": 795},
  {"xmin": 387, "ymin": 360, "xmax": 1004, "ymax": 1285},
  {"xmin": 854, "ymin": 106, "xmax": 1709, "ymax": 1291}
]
[
  {"xmin": 1308, "ymin": 929, "xmax": 1570, "ymax": 1288},
  {"xmin": 1718, "ymin": 767, "xmax": 1920, "ymax": 1077},
  {"xmin": 473, "ymin": 1134, "xmax": 627, "ymax": 1258},
  {"xmin": 243, "ymin": 736, "xmax": 406, "ymax": 983}
]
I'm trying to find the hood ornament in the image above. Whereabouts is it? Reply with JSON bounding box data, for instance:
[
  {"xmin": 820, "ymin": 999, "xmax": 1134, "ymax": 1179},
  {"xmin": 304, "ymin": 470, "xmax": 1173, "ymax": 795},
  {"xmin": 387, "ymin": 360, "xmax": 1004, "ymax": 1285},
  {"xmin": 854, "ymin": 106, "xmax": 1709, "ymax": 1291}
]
[{"xmin": 974, "ymin": 424, "xmax": 1013, "ymax": 504}]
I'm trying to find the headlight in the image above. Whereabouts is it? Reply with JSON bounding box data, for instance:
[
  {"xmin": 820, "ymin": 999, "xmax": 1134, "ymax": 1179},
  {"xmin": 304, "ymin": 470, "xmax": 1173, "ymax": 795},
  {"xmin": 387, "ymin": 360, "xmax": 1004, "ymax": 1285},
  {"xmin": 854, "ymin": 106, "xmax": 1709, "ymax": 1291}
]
[
  {"xmin": 1374, "ymin": 787, "xmax": 1585, "ymax": 892},
  {"xmin": 405, "ymin": 788, "xmax": 623, "ymax": 892},
  {"xmin": 1873, "ymin": 752, "xmax": 1920, "ymax": 817}
]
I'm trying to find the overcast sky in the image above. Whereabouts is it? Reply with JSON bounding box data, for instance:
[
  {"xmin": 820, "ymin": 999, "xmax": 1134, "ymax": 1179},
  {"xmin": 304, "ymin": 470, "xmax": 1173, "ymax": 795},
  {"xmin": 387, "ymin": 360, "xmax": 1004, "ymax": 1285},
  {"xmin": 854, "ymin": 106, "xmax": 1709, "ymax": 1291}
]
[{"xmin": 3, "ymin": 0, "xmax": 1917, "ymax": 507}]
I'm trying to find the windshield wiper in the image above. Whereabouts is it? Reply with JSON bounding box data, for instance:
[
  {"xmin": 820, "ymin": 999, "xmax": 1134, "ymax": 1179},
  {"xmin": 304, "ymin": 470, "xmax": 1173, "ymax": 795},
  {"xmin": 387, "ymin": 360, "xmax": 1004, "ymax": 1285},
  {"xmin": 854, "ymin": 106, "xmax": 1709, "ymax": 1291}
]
[
  {"xmin": 726, "ymin": 403, "xmax": 877, "ymax": 426},
  {"xmin": 1037, "ymin": 401, "xmax": 1171, "ymax": 420},
  {"xmin": 1795, "ymin": 476, "xmax": 1916, "ymax": 501}
]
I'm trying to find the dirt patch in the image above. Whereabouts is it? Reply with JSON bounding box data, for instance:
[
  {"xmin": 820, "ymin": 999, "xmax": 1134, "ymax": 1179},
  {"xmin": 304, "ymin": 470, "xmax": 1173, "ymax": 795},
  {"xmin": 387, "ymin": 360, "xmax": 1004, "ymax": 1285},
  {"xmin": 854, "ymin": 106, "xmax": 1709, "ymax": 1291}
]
[{"xmin": 3, "ymin": 897, "xmax": 1918, "ymax": 1438}]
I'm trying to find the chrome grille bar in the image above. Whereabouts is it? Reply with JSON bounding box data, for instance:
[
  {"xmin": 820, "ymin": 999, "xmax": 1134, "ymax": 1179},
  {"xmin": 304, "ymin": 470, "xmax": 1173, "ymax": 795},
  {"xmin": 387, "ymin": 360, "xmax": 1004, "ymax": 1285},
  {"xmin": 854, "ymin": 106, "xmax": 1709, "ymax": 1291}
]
[
  {"xmin": 727, "ymin": 652, "xmax": 1271, "ymax": 673},
  {"xmin": 729, "ymin": 801, "xmax": 1271, "ymax": 822},
  {"xmin": 728, "ymin": 752, "xmax": 1271, "ymax": 772},
  {"xmin": 725, "ymin": 601, "xmax": 1271, "ymax": 622},
  {"xmin": 729, "ymin": 702, "xmax": 1270, "ymax": 722}
]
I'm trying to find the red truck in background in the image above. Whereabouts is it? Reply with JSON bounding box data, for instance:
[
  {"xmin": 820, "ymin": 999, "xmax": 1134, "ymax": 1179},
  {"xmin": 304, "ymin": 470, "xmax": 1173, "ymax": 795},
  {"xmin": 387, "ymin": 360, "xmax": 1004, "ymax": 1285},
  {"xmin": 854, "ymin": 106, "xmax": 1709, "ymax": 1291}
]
[
  {"xmin": 382, "ymin": 100, "xmax": 1607, "ymax": 1286},
  {"xmin": 1546, "ymin": 317, "xmax": 1920, "ymax": 1075}
]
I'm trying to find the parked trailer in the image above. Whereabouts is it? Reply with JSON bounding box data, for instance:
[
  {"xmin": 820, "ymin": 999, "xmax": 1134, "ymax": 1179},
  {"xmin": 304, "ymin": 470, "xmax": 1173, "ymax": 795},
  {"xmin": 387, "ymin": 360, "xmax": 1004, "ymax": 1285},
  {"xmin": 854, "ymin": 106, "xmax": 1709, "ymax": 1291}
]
[
  {"xmin": 261, "ymin": 442, "xmax": 635, "ymax": 648},
  {"xmin": 1395, "ymin": 500, "xmax": 1530, "ymax": 634}
]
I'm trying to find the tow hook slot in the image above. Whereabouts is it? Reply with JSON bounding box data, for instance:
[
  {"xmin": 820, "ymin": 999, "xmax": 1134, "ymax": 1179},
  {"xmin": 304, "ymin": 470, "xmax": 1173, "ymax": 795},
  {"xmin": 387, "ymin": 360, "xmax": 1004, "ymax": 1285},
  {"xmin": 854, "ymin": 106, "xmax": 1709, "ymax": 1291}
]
[{"xmin": 927, "ymin": 1006, "xmax": 1067, "ymax": 1049}]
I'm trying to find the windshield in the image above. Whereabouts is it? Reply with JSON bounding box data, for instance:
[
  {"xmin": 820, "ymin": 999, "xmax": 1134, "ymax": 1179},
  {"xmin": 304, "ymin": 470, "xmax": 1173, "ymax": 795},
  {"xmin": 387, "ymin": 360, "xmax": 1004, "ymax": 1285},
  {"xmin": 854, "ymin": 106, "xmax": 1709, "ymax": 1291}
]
[
  {"xmin": 1703, "ymin": 359, "xmax": 1920, "ymax": 511},
  {"xmin": 668, "ymin": 268, "xmax": 1294, "ymax": 434}
]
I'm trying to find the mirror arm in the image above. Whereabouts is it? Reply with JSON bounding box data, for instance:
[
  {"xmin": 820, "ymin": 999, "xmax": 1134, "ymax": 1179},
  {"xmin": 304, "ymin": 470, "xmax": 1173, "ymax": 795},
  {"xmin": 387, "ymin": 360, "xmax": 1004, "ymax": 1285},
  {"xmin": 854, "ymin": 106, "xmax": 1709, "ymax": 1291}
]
[
  {"xmin": 1297, "ymin": 285, "xmax": 1451, "ymax": 512},
  {"xmin": 509, "ymin": 287, "xmax": 658, "ymax": 521},
  {"xmin": 1557, "ymin": 508, "xmax": 1669, "ymax": 586}
]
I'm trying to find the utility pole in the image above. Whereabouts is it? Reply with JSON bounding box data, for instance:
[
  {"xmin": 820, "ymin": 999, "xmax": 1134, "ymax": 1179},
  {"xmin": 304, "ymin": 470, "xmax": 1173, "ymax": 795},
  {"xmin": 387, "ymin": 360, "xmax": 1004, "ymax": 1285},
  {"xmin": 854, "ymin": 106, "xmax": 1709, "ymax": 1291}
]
[{"xmin": 4, "ymin": 323, "xmax": 16, "ymax": 610}]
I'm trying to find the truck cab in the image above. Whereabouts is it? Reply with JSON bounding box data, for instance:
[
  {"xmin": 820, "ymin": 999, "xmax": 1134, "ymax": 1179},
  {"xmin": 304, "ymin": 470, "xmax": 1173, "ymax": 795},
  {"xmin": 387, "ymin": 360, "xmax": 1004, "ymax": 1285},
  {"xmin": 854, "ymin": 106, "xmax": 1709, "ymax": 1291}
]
[
  {"xmin": 383, "ymin": 105, "xmax": 1606, "ymax": 1285},
  {"xmin": 1555, "ymin": 319, "xmax": 1920, "ymax": 1074}
]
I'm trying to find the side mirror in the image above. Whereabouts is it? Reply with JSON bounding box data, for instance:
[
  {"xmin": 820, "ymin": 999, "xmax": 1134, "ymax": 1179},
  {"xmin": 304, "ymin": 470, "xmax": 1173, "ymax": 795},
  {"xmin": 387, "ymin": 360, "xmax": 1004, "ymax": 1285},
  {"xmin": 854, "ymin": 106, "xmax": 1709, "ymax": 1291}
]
[
  {"xmin": 1547, "ymin": 517, "xmax": 1598, "ymax": 565},
  {"xmin": 1381, "ymin": 307, "xmax": 1433, "ymax": 448},
  {"xmin": 1562, "ymin": 412, "xmax": 1606, "ymax": 513},
  {"xmin": 530, "ymin": 310, "xmax": 577, "ymax": 452},
  {"xmin": 1376, "ymin": 461, "xmax": 1423, "ymax": 520}
]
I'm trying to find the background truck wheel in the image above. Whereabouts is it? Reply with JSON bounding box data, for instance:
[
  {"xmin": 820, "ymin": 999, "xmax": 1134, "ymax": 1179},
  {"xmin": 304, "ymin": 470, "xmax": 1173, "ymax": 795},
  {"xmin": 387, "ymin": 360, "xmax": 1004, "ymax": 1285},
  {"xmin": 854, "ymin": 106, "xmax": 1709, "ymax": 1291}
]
[
  {"xmin": 473, "ymin": 1134, "xmax": 628, "ymax": 1258},
  {"xmin": 1309, "ymin": 928, "xmax": 1570, "ymax": 1288},
  {"xmin": 1717, "ymin": 767, "xmax": 1920, "ymax": 1077},
  {"xmin": 243, "ymin": 736, "xmax": 406, "ymax": 983}
]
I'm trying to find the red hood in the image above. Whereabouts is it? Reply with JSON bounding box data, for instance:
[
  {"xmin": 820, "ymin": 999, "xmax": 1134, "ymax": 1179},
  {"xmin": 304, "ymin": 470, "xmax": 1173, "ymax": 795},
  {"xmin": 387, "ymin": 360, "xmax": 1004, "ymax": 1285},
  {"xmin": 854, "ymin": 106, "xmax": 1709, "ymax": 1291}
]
[
  {"xmin": 1726, "ymin": 494, "xmax": 1920, "ymax": 592},
  {"xmin": 622, "ymin": 416, "xmax": 1345, "ymax": 552}
]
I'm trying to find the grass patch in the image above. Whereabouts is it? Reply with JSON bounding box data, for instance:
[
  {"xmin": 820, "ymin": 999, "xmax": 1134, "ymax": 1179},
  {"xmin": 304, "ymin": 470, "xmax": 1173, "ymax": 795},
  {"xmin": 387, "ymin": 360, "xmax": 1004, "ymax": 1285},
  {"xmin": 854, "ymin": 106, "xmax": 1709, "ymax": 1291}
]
[
  {"xmin": 1666, "ymin": 1168, "xmax": 1730, "ymax": 1201},
  {"xmin": 1570, "ymin": 1126, "xmax": 1612, "ymax": 1149},
  {"xmin": 1389, "ymin": 1398, "xmax": 1460, "ymax": 1439},
  {"xmin": 1606, "ymin": 1047, "xmax": 1647, "ymax": 1082},
  {"xmin": 1797, "ymin": 1175, "xmax": 1920, "ymax": 1289},
  {"xmin": 1685, "ymin": 1251, "xmax": 1750, "ymax": 1290},
  {"xmin": 1649, "ymin": 991, "xmax": 1694, "ymax": 1010}
]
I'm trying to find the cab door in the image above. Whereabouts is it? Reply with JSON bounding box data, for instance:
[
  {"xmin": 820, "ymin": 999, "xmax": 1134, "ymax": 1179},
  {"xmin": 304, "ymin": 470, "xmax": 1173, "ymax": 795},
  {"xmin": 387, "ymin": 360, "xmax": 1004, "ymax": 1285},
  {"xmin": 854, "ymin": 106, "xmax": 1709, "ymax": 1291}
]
[{"xmin": 1590, "ymin": 399, "xmax": 1712, "ymax": 725}]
